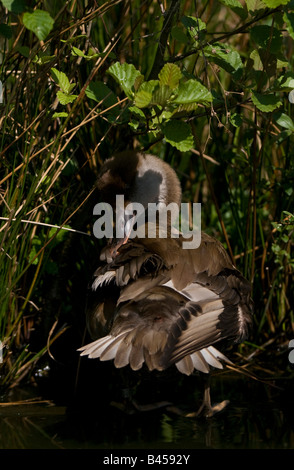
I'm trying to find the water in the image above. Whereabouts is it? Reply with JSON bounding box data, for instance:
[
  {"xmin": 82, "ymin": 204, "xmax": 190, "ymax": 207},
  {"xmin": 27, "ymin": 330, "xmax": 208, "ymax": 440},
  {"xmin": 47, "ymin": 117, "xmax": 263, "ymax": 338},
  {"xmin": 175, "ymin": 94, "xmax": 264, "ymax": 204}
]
[{"xmin": 0, "ymin": 364, "xmax": 293, "ymax": 450}]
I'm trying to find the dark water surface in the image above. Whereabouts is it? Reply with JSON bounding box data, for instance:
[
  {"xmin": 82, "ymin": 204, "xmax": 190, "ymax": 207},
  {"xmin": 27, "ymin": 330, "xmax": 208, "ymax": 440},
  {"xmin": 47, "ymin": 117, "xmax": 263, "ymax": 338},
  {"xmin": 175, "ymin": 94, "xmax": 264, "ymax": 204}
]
[{"xmin": 1, "ymin": 365, "xmax": 293, "ymax": 450}]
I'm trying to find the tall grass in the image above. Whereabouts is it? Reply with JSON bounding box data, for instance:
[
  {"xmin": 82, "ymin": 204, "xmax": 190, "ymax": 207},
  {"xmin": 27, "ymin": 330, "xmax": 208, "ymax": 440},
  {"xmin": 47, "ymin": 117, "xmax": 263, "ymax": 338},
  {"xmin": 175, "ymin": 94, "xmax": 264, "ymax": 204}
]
[{"xmin": 0, "ymin": 0, "xmax": 293, "ymax": 392}]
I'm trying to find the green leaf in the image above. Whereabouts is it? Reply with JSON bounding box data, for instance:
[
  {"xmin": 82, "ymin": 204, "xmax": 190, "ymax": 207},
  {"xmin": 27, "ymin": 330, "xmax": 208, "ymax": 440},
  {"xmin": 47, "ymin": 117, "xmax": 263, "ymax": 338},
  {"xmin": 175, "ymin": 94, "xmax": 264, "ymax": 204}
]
[
  {"xmin": 172, "ymin": 102, "xmax": 198, "ymax": 116},
  {"xmin": 51, "ymin": 68, "xmax": 72, "ymax": 94},
  {"xmin": 273, "ymin": 112, "xmax": 294, "ymax": 131},
  {"xmin": 1, "ymin": 0, "xmax": 26, "ymax": 14},
  {"xmin": 129, "ymin": 106, "xmax": 145, "ymax": 119},
  {"xmin": 158, "ymin": 63, "xmax": 182, "ymax": 89},
  {"xmin": 181, "ymin": 16, "xmax": 206, "ymax": 41},
  {"xmin": 17, "ymin": 46, "xmax": 30, "ymax": 57},
  {"xmin": 250, "ymin": 49, "xmax": 263, "ymax": 70},
  {"xmin": 134, "ymin": 90, "xmax": 152, "ymax": 108},
  {"xmin": 0, "ymin": 24, "xmax": 13, "ymax": 38},
  {"xmin": 33, "ymin": 54, "xmax": 55, "ymax": 65},
  {"xmin": 251, "ymin": 91, "xmax": 282, "ymax": 112},
  {"xmin": 107, "ymin": 62, "xmax": 143, "ymax": 99},
  {"xmin": 71, "ymin": 46, "xmax": 110, "ymax": 60},
  {"xmin": 161, "ymin": 120, "xmax": 194, "ymax": 152},
  {"xmin": 284, "ymin": 12, "xmax": 294, "ymax": 40},
  {"xmin": 250, "ymin": 25, "xmax": 283, "ymax": 54},
  {"xmin": 52, "ymin": 112, "xmax": 68, "ymax": 118},
  {"xmin": 128, "ymin": 120, "xmax": 140, "ymax": 130},
  {"xmin": 57, "ymin": 91, "xmax": 78, "ymax": 105},
  {"xmin": 85, "ymin": 81, "xmax": 116, "ymax": 106},
  {"xmin": 134, "ymin": 80, "xmax": 159, "ymax": 108},
  {"xmin": 204, "ymin": 43, "xmax": 243, "ymax": 78},
  {"xmin": 23, "ymin": 10, "xmax": 54, "ymax": 41},
  {"xmin": 262, "ymin": 0, "xmax": 289, "ymax": 6},
  {"xmin": 86, "ymin": 81, "xmax": 120, "ymax": 121},
  {"xmin": 71, "ymin": 46, "xmax": 85, "ymax": 57},
  {"xmin": 60, "ymin": 34, "xmax": 87, "ymax": 43},
  {"xmin": 171, "ymin": 26, "xmax": 189, "ymax": 44},
  {"xmin": 245, "ymin": 0, "xmax": 267, "ymax": 12},
  {"xmin": 274, "ymin": 72, "xmax": 294, "ymax": 91},
  {"xmin": 173, "ymin": 79, "xmax": 212, "ymax": 104},
  {"xmin": 218, "ymin": 0, "xmax": 248, "ymax": 19},
  {"xmin": 151, "ymin": 84, "xmax": 173, "ymax": 107},
  {"xmin": 230, "ymin": 113, "xmax": 243, "ymax": 127}
]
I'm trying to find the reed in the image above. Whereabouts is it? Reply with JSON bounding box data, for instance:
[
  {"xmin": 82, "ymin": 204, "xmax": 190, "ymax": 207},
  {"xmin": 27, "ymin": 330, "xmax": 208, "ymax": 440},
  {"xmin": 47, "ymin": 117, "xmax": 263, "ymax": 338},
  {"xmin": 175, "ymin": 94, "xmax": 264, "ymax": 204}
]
[{"xmin": 0, "ymin": 0, "xmax": 293, "ymax": 392}]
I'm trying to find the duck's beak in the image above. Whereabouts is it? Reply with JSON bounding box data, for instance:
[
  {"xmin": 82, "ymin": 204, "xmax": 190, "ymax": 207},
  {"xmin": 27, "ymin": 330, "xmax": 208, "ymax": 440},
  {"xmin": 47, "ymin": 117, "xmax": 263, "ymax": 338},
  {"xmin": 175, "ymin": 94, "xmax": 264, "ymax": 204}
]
[{"xmin": 110, "ymin": 212, "xmax": 136, "ymax": 256}]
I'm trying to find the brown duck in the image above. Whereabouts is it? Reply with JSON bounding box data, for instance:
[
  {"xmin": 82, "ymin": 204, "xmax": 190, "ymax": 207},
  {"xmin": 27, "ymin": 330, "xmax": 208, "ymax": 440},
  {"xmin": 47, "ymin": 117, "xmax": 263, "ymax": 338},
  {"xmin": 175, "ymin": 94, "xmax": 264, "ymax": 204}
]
[{"xmin": 79, "ymin": 151, "xmax": 253, "ymax": 417}]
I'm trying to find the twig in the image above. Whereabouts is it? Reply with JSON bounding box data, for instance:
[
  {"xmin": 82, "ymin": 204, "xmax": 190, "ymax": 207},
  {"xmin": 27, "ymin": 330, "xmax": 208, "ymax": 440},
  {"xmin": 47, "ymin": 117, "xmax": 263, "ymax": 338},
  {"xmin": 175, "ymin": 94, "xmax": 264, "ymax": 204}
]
[
  {"xmin": 191, "ymin": 123, "xmax": 235, "ymax": 264},
  {"xmin": 168, "ymin": 7, "xmax": 282, "ymax": 64},
  {"xmin": 148, "ymin": 0, "xmax": 181, "ymax": 79},
  {"xmin": 190, "ymin": 148, "xmax": 220, "ymax": 166},
  {"xmin": 0, "ymin": 217, "xmax": 90, "ymax": 236}
]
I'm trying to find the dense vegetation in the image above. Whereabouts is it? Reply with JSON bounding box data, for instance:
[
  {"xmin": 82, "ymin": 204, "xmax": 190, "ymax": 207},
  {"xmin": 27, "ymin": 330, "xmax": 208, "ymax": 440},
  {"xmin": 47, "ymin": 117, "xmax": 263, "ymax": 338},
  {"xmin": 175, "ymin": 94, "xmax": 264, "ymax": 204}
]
[{"xmin": 0, "ymin": 0, "xmax": 293, "ymax": 393}]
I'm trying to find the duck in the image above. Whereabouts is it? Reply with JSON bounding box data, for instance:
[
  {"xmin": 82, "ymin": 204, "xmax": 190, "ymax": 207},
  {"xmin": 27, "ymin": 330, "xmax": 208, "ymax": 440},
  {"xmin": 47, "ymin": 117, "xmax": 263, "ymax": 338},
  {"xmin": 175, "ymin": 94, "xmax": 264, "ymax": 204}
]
[{"xmin": 79, "ymin": 150, "xmax": 253, "ymax": 417}]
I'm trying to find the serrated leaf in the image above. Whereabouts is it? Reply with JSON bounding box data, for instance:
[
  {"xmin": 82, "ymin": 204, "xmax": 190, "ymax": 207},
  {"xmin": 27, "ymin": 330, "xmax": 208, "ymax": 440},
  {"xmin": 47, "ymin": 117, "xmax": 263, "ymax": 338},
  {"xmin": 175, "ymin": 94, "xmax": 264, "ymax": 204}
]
[
  {"xmin": 161, "ymin": 120, "xmax": 194, "ymax": 152},
  {"xmin": 134, "ymin": 90, "xmax": 152, "ymax": 108},
  {"xmin": 262, "ymin": 0, "xmax": 288, "ymax": 6},
  {"xmin": 1, "ymin": 0, "xmax": 25, "ymax": 13},
  {"xmin": 251, "ymin": 91, "xmax": 282, "ymax": 112},
  {"xmin": 134, "ymin": 75, "xmax": 144, "ymax": 91},
  {"xmin": 250, "ymin": 25, "xmax": 282, "ymax": 54},
  {"xmin": 158, "ymin": 63, "xmax": 182, "ymax": 89},
  {"xmin": 151, "ymin": 84, "xmax": 173, "ymax": 106},
  {"xmin": 284, "ymin": 12, "xmax": 294, "ymax": 40},
  {"xmin": 23, "ymin": 10, "xmax": 54, "ymax": 41},
  {"xmin": 219, "ymin": 0, "xmax": 248, "ymax": 20},
  {"xmin": 57, "ymin": 91, "xmax": 78, "ymax": 105},
  {"xmin": 173, "ymin": 79, "xmax": 212, "ymax": 104},
  {"xmin": 245, "ymin": 0, "xmax": 267, "ymax": 12},
  {"xmin": 51, "ymin": 68, "xmax": 72, "ymax": 93},
  {"xmin": 107, "ymin": 62, "xmax": 143, "ymax": 99},
  {"xmin": 172, "ymin": 102, "xmax": 198, "ymax": 116}
]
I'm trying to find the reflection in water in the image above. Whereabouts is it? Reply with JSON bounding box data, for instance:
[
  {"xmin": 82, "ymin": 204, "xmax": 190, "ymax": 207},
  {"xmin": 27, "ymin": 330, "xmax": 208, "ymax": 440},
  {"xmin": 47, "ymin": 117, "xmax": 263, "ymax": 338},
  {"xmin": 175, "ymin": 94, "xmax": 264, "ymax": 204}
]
[{"xmin": 0, "ymin": 364, "xmax": 293, "ymax": 449}]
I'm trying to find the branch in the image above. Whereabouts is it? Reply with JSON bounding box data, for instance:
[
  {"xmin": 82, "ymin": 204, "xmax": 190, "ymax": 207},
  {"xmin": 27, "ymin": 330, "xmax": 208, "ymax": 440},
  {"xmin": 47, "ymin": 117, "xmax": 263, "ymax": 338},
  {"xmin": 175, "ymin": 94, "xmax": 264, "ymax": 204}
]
[
  {"xmin": 148, "ymin": 0, "xmax": 181, "ymax": 79},
  {"xmin": 168, "ymin": 7, "xmax": 282, "ymax": 64}
]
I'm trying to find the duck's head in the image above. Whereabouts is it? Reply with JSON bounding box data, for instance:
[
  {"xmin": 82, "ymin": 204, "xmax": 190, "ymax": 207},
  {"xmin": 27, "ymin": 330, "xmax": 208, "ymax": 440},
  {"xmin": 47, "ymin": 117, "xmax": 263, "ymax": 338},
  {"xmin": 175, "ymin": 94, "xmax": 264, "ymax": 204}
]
[{"xmin": 97, "ymin": 151, "xmax": 182, "ymax": 247}]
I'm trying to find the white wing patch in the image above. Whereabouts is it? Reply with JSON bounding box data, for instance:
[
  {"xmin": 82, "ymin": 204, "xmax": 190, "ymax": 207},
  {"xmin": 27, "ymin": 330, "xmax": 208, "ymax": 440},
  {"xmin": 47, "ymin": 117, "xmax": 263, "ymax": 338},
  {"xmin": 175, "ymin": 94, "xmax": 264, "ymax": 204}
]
[{"xmin": 92, "ymin": 270, "xmax": 116, "ymax": 290}]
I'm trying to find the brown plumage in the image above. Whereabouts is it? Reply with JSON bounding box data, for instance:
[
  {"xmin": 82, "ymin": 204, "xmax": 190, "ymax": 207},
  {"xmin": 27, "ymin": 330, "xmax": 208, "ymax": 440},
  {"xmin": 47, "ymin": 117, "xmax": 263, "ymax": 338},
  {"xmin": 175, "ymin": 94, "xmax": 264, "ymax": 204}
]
[{"xmin": 79, "ymin": 151, "xmax": 253, "ymax": 416}]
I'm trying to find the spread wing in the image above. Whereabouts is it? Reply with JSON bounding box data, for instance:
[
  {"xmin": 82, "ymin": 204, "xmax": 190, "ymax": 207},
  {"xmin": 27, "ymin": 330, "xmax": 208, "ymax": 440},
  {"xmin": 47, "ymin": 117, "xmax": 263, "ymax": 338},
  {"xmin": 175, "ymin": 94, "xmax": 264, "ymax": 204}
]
[{"xmin": 80, "ymin": 235, "xmax": 253, "ymax": 375}]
